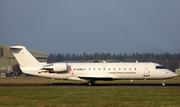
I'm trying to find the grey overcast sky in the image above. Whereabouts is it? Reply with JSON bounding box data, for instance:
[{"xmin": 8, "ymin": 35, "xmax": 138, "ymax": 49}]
[{"xmin": 0, "ymin": 0, "xmax": 180, "ymax": 55}]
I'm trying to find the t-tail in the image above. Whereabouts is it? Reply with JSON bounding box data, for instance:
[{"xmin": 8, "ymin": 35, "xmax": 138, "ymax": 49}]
[{"xmin": 9, "ymin": 46, "xmax": 41, "ymax": 67}]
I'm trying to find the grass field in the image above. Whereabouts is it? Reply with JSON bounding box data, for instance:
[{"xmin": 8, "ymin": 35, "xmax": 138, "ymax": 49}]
[
  {"xmin": 0, "ymin": 88, "xmax": 180, "ymax": 107},
  {"xmin": 0, "ymin": 76, "xmax": 180, "ymax": 85},
  {"xmin": 0, "ymin": 77, "xmax": 180, "ymax": 107}
]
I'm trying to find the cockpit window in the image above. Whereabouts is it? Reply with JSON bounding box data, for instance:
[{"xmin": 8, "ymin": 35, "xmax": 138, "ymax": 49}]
[{"xmin": 156, "ymin": 66, "xmax": 166, "ymax": 69}]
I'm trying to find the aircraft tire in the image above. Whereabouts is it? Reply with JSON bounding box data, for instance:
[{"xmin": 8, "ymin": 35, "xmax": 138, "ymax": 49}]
[{"xmin": 88, "ymin": 81, "xmax": 95, "ymax": 86}]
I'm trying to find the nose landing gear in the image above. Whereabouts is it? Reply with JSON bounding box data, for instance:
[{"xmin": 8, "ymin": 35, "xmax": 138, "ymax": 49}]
[{"xmin": 162, "ymin": 79, "xmax": 166, "ymax": 86}]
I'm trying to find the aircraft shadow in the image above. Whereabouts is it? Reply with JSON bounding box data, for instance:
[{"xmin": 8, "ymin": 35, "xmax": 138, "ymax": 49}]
[
  {"xmin": 0, "ymin": 83, "xmax": 180, "ymax": 88},
  {"xmin": 50, "ymin": 83, "xmax": 180, "ymax": 87}
]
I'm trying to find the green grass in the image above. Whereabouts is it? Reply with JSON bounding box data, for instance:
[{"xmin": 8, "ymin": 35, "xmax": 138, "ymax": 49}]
[
  {"xmin": 0, "ymin": 76, "xmax": 180, "ymax": 85},
  {"xmin": 0, "ymin": 88, "xmax": 180, "ymax": 107},
  {"xmin": 0, "ymin": 77, "xmax": 180, "ymax": 106}
]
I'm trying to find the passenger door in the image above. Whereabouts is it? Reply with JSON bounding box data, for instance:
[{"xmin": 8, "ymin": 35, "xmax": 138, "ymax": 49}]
[{"xmin": 143, "ymin": 66, "xmax": 150, "ymax": 77}]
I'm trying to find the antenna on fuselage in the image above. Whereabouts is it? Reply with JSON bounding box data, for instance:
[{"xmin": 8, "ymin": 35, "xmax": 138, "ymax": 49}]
[
  {"xmin": 103, "ymin": 60, "xmax": 106, "ymax": 63},
  {"xmin": 135, "ymin": 60, "xmax": 138, "ymax": 63}
]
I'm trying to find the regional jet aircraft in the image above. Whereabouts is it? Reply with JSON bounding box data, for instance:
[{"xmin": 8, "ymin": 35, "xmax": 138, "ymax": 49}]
[{"xmin": 9, "ymin": 46, "xmax": 177, "ymax": 86}]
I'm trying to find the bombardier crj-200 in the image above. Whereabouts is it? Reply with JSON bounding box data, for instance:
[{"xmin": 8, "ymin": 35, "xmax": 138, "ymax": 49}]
[{"xmin": 9, "ymin": 46, "xmax": 177, "ymax": 86}]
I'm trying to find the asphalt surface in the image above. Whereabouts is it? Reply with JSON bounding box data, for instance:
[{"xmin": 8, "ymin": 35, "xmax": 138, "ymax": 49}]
[{"xmin": 0, "ymin": 83, "xmax": 180, "ymax": 88}]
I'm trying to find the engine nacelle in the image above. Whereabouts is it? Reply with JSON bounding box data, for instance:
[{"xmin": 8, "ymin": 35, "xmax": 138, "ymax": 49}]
[
  {"xmin": 42, "ymin": 63, "xmax": 67, "ymax": 72},
  {"xmin": 53, "ymin": 63, "xmax": 67, "ymax": 72}
]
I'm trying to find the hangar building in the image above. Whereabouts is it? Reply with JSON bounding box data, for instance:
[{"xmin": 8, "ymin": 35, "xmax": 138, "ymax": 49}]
[
  {"xmin": 0, "ymin": 44, "xmax": 48, "ymax": 76},
  {"xmin": 0, "ymin": 44, "xmax": 48, "ymax": 68}
]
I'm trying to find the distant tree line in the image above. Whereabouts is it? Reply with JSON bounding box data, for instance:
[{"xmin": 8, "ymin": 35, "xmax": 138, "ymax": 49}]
[{"xmin": 48, "ymin": 52, "xmax": 180, "ymax": 72}]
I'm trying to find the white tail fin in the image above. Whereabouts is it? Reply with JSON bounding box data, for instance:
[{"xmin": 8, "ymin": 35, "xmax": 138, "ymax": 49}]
[{"xmin": 9, "ymin": 46, "xmax": 40, "ymax": 66}]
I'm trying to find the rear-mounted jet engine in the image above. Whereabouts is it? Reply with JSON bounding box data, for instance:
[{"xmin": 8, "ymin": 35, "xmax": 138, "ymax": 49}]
[{"xmin": 42, "ymin": 63, "xmax": 67, "ymax": 73}]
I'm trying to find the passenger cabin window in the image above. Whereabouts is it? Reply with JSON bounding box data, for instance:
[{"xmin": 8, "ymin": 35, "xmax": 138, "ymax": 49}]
[{"xmin": 156, "ymin": 66, "xmax": 166, "ymax": 69}]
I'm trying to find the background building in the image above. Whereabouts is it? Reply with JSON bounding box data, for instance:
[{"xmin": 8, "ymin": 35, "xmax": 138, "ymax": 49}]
[
  {"xmin": 175, "ymin": 68, "xmax": 180, "ymax": 75},
  {"xmin": 175, "ymin": 61, "xmax": 180, "ymax": 75},
  {"xmin": 0, "ymin": 70, "xmax": 6, "ymax": 77},
  {"xmin": 0, "ymin": 44, "xmax": 48, "ymax": 76}
]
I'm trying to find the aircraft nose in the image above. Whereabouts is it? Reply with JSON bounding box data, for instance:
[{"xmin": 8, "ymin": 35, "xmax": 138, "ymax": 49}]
[
  {"xmin": 168, "ymin": 71, "xmax": 177, "ymax": 78},
  {"xmin": 171, "ymin": 72, "xmax": 177, "ymax": 77},
  {"xmin": 165, "ymin": 70, "xmax": 177, "ymax": 78}
]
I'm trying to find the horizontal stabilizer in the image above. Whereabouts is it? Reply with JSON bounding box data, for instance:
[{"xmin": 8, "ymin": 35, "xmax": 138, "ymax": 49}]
[{"xmin": 9, "ymin": 46, "xmax": 40, "ymax": 66}]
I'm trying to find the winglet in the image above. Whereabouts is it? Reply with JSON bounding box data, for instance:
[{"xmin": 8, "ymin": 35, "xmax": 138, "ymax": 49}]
[{"xmin": 68, "ymin": 68, "xmax": 76, "ymax": 76}]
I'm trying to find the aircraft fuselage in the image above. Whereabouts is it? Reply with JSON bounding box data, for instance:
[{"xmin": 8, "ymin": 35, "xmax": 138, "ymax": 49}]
[{"xmin": 21, "ymin": 62, "xmax": 176, "ymax": 81}]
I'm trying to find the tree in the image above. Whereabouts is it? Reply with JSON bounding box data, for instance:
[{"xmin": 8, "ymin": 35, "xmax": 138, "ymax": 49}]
[{"xmin": 47, "ymin": 52, "xmax": 180, "ymax": 71}]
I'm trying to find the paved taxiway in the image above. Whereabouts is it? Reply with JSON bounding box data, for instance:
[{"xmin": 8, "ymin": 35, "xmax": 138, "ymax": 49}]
[{"xmin": 0, "ymin": 84, "xmax": 180, "ymax": 88}]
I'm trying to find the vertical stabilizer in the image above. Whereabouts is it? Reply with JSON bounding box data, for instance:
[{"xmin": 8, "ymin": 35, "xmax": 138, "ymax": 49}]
[{"xmin": 9, "ymin": 46, "xmax": 40, "ymax": 66}]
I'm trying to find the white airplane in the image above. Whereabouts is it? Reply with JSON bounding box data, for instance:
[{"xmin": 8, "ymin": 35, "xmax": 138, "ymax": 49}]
[{"xmin": 9, "ymin": 46, "xmax": 177, "ymax": 86}]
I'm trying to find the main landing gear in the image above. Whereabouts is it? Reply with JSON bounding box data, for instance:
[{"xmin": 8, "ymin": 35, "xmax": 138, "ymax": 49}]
[{"xmin": 88, "ymin": 81, "xmax": 95, "ymax": 86}]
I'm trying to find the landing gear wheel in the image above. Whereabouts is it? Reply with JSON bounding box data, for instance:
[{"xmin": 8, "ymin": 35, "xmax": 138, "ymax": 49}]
[
  {"xmin": 162, "ymin": 79, "xmax": 166, "ymax": 86},
  {"xmin": 88, "ymin": 81, "xmax": 95, "ymax": 86},
  {"xmin": 88, "ymin": 82, "xmax": 92, "ymax": 86}
]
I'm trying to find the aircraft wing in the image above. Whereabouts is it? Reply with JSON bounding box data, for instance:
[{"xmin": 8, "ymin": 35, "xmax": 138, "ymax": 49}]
[{"xmin": 78, "ymin": 76, "xmax": 115, "ymax": 81}]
